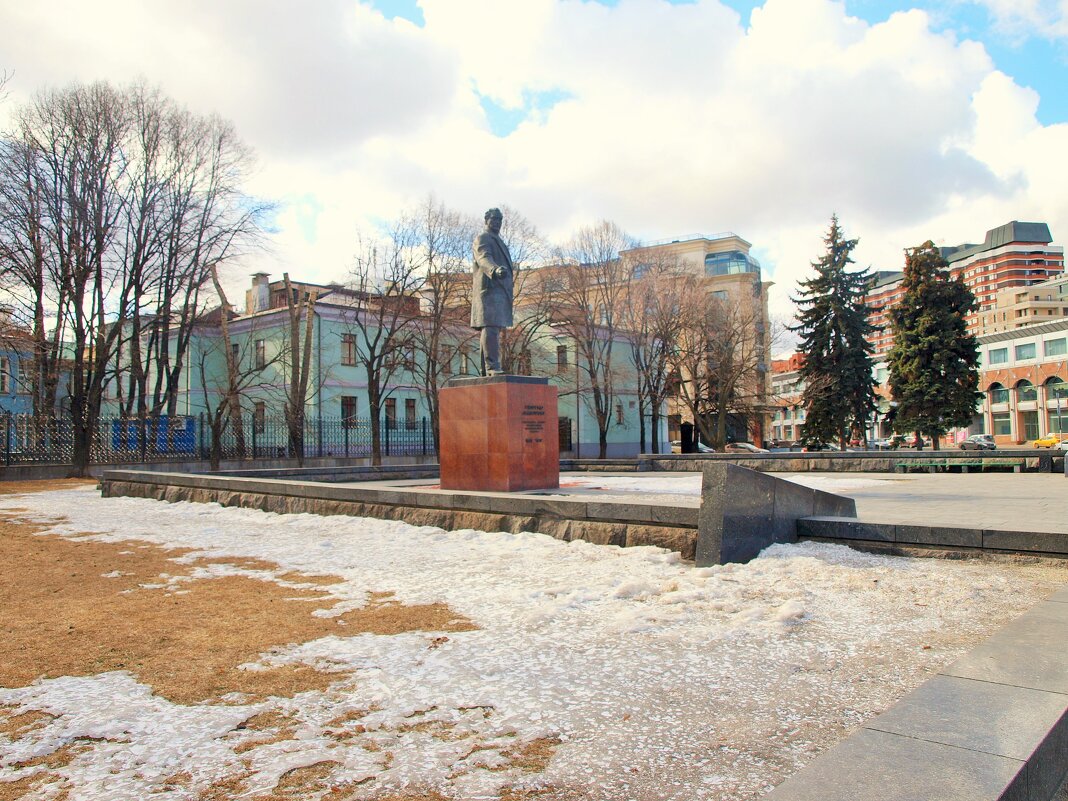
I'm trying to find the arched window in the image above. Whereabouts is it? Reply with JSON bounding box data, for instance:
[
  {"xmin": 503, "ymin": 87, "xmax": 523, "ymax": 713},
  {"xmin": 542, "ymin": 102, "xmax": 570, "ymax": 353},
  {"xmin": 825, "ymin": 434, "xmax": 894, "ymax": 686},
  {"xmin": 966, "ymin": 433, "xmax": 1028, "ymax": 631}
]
[
  {"xmin": 1016, "ymin": 380, "xmax": 1037, "ymax": 403},
  {"xmin": 988, "ymin": 383, "xmax": 1009, "ymax": 404},
  {"xmin": 1046, "ymin": 376, "xmax": 1068, "ymax": 401}
]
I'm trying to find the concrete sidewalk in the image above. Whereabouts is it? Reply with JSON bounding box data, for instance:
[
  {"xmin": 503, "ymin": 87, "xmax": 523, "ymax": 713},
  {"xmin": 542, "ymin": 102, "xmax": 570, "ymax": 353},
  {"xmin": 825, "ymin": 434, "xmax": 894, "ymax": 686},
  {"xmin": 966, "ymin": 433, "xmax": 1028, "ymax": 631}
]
[{"xmin": 793, "ymin": 472, "xmax": 1068, "ymax": 535}]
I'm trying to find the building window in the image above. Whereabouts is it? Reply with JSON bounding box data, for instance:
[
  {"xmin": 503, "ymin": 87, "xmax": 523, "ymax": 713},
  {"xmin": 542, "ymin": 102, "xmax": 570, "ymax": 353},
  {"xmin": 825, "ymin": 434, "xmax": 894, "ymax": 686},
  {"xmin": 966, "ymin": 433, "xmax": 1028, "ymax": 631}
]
[
  {"xmin": 341, "ymin": 334, "xmax": 357, "ymax": 366},
  {"xmin": 615, "ymin": 403, "xmax": 624, "ymax": 425},
  {"xmin": 231, "ymin": 343, "xmax": 239, "ymax": 366},
  {"xmin": 992, "ymin": 412, "xmax": 1011, "ymax": 436},
  {"xmin": 255, "ymin": 339, "xmax": 266, "ymax": 369},
  {"xmin": 556, "ymin": 345, "xmax": 568, "ymax": 372},
  {"xmin": 989, "ymin": 384, "xmax": 1009, "ymax": 404},
  {"xmin": 405, "ymin": 398, "xmax": 416, "ymax": 430},
  {"xmin": 1046, "ymin": 378, "xmax": 1068, "ymax": 401},
  {"xmin": 1016, "ymin": 381, "xmax": 1037, "ymax": 403},
  {"xmin": 385, "ymin": 398, "xmax": 397, "ymax": 430},
  {"xmin": 341, "ymin": 396, "xmax": 358, "ymax": 428},
  {"xmin": 519, "ymin": 349, "xmax": 532, "ymax": 375},
  {"xmin": 0, "ymin": 357, "xmax": 10, "ymax": 394},
  {"xmin": 459, "ymin": 348, "xmax": 470, "ymax": 375},
  {"xmin": 253, "ymin": 401, "xmax": 266, "ymax": 434},
  {"xmin": 1045, "ymin": 338, "xmax": 1067, "ymax": 357},
  {"xmin": 1014, "ymin": 342, "xmax": 1036, "ymax": 361},
  {"xmin": 988, "ymin": 347, "xmax": 1008, "ymax": 365}
]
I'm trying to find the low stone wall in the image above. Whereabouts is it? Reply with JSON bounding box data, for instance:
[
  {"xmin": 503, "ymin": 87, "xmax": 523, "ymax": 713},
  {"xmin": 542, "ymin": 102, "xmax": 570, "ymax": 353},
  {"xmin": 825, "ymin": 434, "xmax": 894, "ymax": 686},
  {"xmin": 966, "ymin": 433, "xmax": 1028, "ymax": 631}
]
[
  {"xmin": 800, "ymin": 517, "xmax": 1068, "ymax": 559},
  {"xmin": 101, "ymin": 471, "xmax": 699, "ymax": 559},
  {"xmin": 101, "ymin": 463, "xmax": 859, "ymax": 567},
  {"xmin": 654, "ymin": 450, "xmax": 1058, "ymax": 474}
]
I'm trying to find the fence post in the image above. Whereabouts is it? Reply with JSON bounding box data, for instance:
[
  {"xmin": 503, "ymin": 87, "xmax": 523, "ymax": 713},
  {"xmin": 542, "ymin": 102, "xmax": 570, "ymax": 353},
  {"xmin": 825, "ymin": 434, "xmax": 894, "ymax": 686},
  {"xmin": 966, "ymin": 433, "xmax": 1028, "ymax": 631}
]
[
  {"xmin": 384, "ymin": 413, "xmax": 390, "ymax": 456},
  {"xmin": 422, "ymin": 417, "xmax": 427, "ymax": 455},
  {"xmin": 198, "ymin": 413, "xmax": 205, "ymax": 460},
  {"xmin": 344, "ymin": 421, "xmax": 349, "ymax": 457},
  {"xmin": 5, "ymin": 413, "xmax": 11, "ymax": 467},
  {"xmin": 317, "ymin": 413, "xmax": 323, "ymax": 458},
  {"xmin": 251, "ymin": 414, "xmax": 258, "ymax": 459}
]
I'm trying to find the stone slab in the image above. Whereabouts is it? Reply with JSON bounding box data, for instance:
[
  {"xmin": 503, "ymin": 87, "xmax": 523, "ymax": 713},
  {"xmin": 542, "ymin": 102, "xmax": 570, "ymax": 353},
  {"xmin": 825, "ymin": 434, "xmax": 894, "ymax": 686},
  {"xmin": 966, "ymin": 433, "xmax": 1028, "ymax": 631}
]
[
  {"xmin": 942, "ymin": 601, "xmax": 1068, "ymax": 694},
  {"xmin": 797, "ymin": 517, "xmax": 896, "ymax": 542},
  {"xmin": 1048, "ymin": 585, "xmax": 1068, "ymax": 604},
  {"xmin": 983, "ymin": 529, "xmax": 1068, "ymax": 555},
  {"xmin": 762, "ymin": 728, "xmax": 1026, "ymax": 801},
  {"xmin": 696, "ymin": 464, "xmax": 857, "ymax": 565},
  {"xmin": 438, "ymin": 376, "xmax": 559, "ymax": 492},
  {"xmin": 896, "ymin": 523, "xmax": 983, "ymax": 548},
  {"xmin": 866, "ymin": 674, "xmax": 1067, "ymax": 762}
]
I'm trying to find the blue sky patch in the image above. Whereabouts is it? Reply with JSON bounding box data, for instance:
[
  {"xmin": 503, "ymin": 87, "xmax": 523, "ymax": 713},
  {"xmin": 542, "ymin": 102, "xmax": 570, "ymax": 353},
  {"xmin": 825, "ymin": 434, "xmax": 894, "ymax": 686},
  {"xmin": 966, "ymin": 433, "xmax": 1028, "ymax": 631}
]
[
  {"xmin": 479, "ymin": 88, "xmax": 574, "ymax": 137},
  {"xmin": 368, "ymin": 0, "xmax": 425, "ymax": 26}
]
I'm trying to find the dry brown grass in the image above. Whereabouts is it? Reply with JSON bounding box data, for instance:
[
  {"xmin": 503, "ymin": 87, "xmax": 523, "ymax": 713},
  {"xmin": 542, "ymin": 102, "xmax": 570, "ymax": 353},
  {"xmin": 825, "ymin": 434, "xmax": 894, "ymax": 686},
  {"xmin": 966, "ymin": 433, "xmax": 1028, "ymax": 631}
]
[
  {"xmin": 0, "ymin": 481, "xmax": 476, "ymax": 706},
  {"xmin": 0, "ymin": 479, "xmax": 567, "ymax": 801}
]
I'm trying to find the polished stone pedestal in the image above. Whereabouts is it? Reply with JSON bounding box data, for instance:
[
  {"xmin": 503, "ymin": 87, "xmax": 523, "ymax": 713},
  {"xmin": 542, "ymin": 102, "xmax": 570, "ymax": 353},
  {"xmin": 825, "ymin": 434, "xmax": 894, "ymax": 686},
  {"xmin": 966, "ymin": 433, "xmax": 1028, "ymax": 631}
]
[{"xmin": 439, "ymin": 375, "xmax": 559, "ymax": 492}]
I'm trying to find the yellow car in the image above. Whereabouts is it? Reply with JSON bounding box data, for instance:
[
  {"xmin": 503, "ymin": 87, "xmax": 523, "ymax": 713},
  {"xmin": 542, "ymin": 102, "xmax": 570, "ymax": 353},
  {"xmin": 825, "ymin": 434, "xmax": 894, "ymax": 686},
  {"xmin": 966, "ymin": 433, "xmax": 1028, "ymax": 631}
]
[{"xmin": 1032, "ymin": 434, "xmax": 1060, "ymax": 448}]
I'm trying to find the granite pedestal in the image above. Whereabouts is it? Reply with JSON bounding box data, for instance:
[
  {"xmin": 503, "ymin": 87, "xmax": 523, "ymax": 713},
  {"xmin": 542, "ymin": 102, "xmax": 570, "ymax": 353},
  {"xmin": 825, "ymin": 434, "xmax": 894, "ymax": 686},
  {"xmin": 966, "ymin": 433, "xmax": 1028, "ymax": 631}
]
[{"xmin": 438, "ymin": 375, "xmax": 559, "ymax": 492}]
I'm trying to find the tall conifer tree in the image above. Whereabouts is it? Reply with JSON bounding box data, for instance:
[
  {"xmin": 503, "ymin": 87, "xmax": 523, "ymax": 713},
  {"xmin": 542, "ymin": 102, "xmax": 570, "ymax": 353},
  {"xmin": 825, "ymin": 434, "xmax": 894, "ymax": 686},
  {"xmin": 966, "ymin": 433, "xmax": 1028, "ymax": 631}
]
[
  {"xmin": 886, "ymin": 241, "xmax": 981, "ymax": 449},
  {"xmin": 792, "ymin": 215, "xmax": 878, "ymax": 449}
]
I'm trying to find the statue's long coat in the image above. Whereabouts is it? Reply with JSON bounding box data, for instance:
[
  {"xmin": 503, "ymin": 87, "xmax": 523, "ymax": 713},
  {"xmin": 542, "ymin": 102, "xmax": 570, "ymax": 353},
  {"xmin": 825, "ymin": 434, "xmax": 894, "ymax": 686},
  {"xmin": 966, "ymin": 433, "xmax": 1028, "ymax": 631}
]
[{"xmin": 471, "ymin": 230, "xmax": 514, "ymax": 329}]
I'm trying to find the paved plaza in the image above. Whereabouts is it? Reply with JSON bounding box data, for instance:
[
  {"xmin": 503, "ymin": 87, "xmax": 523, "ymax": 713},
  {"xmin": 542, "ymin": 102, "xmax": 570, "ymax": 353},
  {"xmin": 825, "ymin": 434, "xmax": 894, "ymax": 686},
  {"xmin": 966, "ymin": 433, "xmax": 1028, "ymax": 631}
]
[{"xmin": 792, "ymin": 471, "xmax": 1068, "ymax": 535}]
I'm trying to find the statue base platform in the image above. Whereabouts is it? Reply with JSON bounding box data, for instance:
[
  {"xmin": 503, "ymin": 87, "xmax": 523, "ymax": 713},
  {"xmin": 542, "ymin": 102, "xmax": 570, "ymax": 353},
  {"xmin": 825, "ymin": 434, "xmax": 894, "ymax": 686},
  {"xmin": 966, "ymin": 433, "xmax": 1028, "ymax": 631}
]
[{"xmin": 439, "ymin": 375, "xmax": 559, "ymax": 492}]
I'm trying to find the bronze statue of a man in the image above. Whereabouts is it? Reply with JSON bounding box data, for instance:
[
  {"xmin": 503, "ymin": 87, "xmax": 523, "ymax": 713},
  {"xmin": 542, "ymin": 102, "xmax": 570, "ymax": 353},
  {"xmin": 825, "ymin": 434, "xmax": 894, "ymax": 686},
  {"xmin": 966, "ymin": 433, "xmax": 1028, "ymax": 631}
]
[{"xmin": 471, "ymin": 207, "xmax": 514, "ymax": 375}]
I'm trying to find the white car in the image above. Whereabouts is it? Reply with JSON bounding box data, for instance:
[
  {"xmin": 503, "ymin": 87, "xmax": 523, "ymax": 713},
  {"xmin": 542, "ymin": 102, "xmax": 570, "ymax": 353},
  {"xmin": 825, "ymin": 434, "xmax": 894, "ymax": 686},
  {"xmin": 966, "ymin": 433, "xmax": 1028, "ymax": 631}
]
[
  {"xmin": 670, "ymin": 440, "xmax": 715, "ymax": 453},
  {"xmin": 1058, "ymin": 439, "xmax": 1068, "ymax": 451}
]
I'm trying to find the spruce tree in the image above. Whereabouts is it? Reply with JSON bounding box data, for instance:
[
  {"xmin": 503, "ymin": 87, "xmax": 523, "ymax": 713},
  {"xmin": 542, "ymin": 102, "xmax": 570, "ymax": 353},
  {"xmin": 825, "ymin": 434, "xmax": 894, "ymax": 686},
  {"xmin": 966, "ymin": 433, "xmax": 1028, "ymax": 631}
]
[
  {"xmin": 886, "ymin": 241, "xmax": 981, "ymax": 449},
  {"xmin": 792, "ymin": 215, "xmax": 878, "ymax": 449}
]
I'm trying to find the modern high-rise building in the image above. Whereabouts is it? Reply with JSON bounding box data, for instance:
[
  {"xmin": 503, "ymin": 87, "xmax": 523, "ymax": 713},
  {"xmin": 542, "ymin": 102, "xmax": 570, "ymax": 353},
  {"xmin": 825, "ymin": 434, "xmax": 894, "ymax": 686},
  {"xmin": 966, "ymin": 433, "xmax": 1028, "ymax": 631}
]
[{"xmin": 864, "ymin": 221, "xmax": 1064, "ymax": 357}]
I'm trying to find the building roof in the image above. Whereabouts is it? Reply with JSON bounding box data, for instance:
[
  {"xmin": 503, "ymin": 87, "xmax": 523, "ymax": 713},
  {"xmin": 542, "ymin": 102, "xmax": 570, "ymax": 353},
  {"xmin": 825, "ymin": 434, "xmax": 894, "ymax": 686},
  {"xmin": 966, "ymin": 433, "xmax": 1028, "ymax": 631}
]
[
  {"xmin": 945, "ymin": 221, "xmax": 1053, "ymax": 264},
  {"xmin": 977, "ymin": 316, "xmax": 1068, "ymax": 345},
  {"xmin": 869, "ymin": 271, "xmax": 905, "ymax": 289}
]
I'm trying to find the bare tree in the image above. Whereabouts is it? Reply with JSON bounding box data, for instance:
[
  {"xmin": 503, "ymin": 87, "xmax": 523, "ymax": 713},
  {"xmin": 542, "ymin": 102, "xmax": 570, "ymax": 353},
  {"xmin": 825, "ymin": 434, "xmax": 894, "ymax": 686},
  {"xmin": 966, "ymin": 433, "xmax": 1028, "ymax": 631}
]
[
  {"xmin": 340, "ymin": 227, "xmax": 423, "ymax": 466},
  {"xmin": 671, "ymin": 286, "xmax": 769, "ymax": 450},
  {"xmin": 0, "ymin": 79, "xmax": 265, "ymax": 475},
  {"xmin": 281, "ymin": 273, "xmax": 317, "ymax": 465},
  {"xmin": 620, "ymin": 257, "xmax": 685, "ymax": 454},
  {"xmin": 399, "ymin": 196, "xmax": 476, "ymax": 452},
  {"xmin": 121, "ymin": 91, "xmax": 267, "ymax": 425},
  {"xmin": 551, "ymin": 220, "xmax": 636, "ymax": 459}
]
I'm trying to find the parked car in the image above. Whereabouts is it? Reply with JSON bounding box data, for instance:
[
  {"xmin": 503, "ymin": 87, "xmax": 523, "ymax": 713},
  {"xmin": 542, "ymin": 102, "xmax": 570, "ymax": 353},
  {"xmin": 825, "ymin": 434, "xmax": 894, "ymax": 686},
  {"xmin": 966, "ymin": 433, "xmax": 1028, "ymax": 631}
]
[
  {"xmin": 872, "ymin": 438, "xmax": 897, "ymax": 450},
  {"xmin": 960, "ymin": 434, "xmax": 997, "ymax": 451},
  {"xmin": 902, "ymin": 434, "xmax": 931, "ymax": 448},
  {"xmin": 1058, "ymin": 440, "xmax": 1068, "ymax": 451},
  {"xmin": 1032, "ymin": 434, "xmax": 1060, "ymax": 448},
  {"xmin": 669, "ymin": 440, "xmax": 714, "ymax": 453},
  {"xmin": 725, "ymin": 441, "xmax": 770, "ymax": 453}
]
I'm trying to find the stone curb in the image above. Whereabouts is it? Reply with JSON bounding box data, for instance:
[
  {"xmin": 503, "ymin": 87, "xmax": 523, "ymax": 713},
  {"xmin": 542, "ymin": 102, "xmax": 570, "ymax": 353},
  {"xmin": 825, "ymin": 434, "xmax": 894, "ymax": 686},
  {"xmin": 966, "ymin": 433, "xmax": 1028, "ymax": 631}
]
[
  {"xmin": 764, "ymin": 594, "xmax": 1068, "ymax": 800},
  {"xmin": 799, "ymin": 516, "xmax": 1068, "ymax": 558}
]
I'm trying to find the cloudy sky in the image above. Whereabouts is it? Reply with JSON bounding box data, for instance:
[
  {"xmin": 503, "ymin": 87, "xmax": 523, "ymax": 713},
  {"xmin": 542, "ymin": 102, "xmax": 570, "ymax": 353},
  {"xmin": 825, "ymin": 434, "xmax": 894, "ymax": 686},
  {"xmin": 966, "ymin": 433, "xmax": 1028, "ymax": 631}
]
[{"xmin": 2, "ymin": 0, "xmax": 1067, "ymax": 326}]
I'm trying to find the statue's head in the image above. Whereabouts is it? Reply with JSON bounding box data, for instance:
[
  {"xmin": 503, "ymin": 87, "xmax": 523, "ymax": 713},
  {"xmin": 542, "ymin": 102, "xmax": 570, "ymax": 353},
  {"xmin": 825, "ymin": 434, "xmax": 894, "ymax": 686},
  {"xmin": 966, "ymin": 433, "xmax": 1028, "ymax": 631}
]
[
  {"xmin": 485, "ymin": 208, "xmax": 503, "ymax": 222},
  {"xmin": 484, "ymin": 208, "xmax": 503, "ymax": 233}
]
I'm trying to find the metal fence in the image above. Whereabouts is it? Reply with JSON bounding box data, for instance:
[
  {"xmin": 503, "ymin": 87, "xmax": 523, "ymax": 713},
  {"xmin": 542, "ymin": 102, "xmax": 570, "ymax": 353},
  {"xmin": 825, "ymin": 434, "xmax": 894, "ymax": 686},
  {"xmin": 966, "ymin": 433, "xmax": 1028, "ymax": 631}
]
[{"xmin": 1, "ymin": 412, "xmax": 434, "ymax": 466}]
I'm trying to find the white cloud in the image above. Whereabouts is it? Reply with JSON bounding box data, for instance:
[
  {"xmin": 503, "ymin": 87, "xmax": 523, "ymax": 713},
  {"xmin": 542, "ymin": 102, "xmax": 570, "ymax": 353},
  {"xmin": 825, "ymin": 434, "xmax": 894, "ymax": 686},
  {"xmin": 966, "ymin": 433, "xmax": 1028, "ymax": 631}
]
[
  {"xmin": 1, "ymin": 0, "xmax": 1066, "ymax": 326},
  {"xmin": 969, "ymin": 0, "xmax": 1068, "ymax": 40}
]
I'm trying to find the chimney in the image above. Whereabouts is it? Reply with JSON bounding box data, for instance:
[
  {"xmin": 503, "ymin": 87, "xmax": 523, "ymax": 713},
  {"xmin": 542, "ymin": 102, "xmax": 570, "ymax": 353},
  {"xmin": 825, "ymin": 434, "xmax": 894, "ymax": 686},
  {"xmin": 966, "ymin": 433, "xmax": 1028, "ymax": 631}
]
[{"xmin": 246, "ymin": 273, "xmax": 270, "ymax": 313}]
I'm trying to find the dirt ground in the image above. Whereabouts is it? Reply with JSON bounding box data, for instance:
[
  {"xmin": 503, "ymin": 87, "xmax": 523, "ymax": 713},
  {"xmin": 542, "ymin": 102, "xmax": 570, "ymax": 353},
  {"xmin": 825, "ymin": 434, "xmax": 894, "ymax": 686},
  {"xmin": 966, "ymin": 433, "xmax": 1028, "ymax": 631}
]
[{"xmin": 0, "ymin": 480, "xmax": 537, "ymax": 801}]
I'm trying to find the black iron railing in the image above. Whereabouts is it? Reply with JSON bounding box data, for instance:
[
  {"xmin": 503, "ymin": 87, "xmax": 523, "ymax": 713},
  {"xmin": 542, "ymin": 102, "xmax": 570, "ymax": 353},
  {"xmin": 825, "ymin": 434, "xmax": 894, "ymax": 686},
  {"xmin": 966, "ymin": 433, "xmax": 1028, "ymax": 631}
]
[{"xmin": 1, "ymin": 412, "xmax": 433, "ymax": 466}]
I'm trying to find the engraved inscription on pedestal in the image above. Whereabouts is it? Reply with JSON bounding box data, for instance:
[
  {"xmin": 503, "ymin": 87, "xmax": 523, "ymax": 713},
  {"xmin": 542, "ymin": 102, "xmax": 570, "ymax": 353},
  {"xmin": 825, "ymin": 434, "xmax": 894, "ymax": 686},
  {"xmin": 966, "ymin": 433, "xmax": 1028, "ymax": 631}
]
[{"xmin": 522, "ymin": 404, "xmax": 545, "ymax": 446}]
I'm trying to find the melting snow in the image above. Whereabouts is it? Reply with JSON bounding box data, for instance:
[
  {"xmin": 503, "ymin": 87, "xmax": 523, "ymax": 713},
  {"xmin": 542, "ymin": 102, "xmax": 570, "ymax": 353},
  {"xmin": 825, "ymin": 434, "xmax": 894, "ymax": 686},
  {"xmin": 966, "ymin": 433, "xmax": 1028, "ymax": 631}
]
[{"xmin": 0, "ymin": 487, "xmax": 1062, "ymax": 800}]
